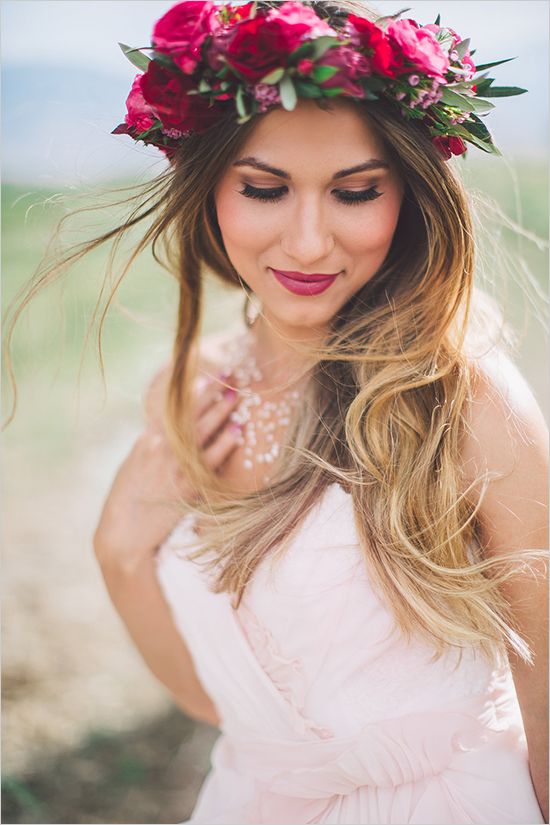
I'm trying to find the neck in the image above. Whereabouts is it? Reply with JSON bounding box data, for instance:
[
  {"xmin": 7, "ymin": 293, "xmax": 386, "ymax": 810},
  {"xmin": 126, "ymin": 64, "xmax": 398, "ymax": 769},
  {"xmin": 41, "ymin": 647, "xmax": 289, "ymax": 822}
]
[{"xmin": 248, "ymin": 312, "xmax": 326, "ymax": 389}]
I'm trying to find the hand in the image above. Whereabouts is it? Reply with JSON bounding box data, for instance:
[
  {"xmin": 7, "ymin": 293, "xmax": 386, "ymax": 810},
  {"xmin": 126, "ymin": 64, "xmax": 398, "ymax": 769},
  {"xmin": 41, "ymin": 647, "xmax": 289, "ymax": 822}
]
[{"xmin": 93, "ymin": 367, "xmax": 243, "ymax": 573}]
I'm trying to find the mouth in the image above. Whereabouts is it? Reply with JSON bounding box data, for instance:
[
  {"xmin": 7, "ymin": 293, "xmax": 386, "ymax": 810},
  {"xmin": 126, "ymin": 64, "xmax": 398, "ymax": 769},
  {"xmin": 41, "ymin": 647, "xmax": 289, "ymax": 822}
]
[
  {"xmin": 269, "ymin": 267, "xmax": 341, "ymax": 297},
  {"xmin": 271, "ymin": 269, "xmax": 343, "ymax": 282}
]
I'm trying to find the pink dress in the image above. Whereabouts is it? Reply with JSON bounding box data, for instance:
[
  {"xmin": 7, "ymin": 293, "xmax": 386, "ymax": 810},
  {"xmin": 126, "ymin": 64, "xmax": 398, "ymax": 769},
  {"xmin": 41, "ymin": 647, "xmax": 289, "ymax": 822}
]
[{"xmin": 155, "ymin": 482, "xmax": 544, "ymax": 824}]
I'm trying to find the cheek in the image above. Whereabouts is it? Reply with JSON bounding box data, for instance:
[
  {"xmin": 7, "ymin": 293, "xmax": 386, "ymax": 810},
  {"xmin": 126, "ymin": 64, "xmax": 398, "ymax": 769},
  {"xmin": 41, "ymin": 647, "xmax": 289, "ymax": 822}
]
[
  {"xmin": 215, "ymin": 187, "xmax": 272, "ymax": 254},
  {"xmin": 343, "ymin": 198, "xmax": 401, "ymax": 261}
]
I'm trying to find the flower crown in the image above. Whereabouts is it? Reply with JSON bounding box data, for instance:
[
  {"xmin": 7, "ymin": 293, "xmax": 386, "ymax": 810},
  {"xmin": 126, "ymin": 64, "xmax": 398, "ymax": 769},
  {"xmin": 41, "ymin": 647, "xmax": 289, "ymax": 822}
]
[{"xmin": 112, "ymin": 1, "xmax": 526, "ymax": 162}]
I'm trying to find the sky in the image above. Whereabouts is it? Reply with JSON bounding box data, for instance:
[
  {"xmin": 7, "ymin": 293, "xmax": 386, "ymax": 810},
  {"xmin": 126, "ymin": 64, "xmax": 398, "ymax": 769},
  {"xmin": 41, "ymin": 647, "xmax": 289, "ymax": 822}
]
[{"xmin": 1, "ymin": 0, "xmax": 548, "ymax": 185}]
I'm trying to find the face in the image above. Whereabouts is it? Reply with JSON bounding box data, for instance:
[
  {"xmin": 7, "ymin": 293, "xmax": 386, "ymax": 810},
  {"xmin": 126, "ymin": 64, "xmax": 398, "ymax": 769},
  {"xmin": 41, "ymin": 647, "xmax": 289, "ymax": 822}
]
[{"xmin": 213, "ymin": 98, "xmax": 405, "ymax": 339}]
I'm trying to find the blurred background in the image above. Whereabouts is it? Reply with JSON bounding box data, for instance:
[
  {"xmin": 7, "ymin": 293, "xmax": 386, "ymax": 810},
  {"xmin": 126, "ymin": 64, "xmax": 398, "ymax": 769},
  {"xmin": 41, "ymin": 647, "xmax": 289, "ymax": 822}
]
[{"xmin": 2, "ymin": 1, "xmax": 548, "ymax": 823}]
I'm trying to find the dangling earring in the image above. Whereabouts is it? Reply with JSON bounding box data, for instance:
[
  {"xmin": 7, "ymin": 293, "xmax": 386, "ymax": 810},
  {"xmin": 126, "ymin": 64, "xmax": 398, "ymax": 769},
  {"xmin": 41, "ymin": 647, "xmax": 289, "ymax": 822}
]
[{"xmin": 244, "ymin": 291, "xmax": 262, "ymax": 328}]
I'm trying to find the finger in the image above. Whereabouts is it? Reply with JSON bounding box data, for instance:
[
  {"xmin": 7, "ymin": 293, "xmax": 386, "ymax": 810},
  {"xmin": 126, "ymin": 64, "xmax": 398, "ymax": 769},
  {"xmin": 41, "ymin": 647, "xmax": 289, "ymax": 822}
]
[
  {"xmin": 202, "ymin": 421, "xmax": 243, "ymax": 470},
  {"xmin": 196, "ymin": 388, "xmax": 242, "ymax": 448},
  {"xmin": 193, "ymin": 372, "xmax": 237, "ymax": 417}
]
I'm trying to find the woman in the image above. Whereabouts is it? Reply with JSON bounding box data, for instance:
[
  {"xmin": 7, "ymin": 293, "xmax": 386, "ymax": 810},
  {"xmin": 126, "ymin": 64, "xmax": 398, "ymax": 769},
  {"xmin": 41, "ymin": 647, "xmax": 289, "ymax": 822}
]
[{"xmin": 8, "ymin": 1, "xmax": 547, "ymax": 822}]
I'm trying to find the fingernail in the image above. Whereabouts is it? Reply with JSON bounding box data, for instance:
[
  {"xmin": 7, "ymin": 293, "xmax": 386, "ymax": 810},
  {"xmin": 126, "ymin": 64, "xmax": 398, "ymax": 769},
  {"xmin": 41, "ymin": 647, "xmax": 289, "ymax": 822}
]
[
  {"xmin": 223, "ymin": 387, "xmax": 237, "ymax": 400},
  {"xmin": 229, "ymin": 423, "xmax": 242, "ymax": 435}
]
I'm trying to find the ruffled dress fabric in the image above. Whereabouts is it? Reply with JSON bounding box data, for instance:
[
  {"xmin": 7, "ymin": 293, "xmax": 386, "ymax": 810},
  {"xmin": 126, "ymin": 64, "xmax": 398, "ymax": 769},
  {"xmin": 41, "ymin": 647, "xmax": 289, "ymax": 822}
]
[{"xmin": 155, "ymin": 482, "xmax": 544, "ymax": 824}]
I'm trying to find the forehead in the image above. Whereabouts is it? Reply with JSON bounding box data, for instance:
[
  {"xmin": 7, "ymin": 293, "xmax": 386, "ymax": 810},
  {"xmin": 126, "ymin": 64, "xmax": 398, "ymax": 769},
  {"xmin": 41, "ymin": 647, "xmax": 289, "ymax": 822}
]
[{"xmin": 236, "ymin": 99, "xmax": 388, "ymax": 171}]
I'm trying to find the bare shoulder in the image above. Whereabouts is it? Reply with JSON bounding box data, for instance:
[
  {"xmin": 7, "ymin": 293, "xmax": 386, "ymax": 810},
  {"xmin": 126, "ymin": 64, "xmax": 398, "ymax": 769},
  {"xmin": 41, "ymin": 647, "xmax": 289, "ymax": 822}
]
[
  {"xmin": 460, "ymin": 345, "xmax": 548, "ymax": 494},
  {"xmin": 142, "ymin": 324, "xmax": 245, "ymax": 428}
]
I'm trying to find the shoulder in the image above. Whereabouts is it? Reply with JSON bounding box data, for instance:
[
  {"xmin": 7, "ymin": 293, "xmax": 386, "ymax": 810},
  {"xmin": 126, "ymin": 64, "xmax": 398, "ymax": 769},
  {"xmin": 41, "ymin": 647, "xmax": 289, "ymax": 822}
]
[
  {"xmin": 142, "ymin": 324, "xmax": 245, "ymax": 429},
  {"xmin": 459, "ymin": 346, "xmax": 548, "ymax": 555}
]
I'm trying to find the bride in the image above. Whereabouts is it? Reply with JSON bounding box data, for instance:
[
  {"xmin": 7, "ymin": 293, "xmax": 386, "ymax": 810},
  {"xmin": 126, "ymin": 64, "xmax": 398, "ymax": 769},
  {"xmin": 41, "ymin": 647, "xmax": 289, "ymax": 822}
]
[{"xmin": 9, "ymin": 1, "xmax": 548, "ymax": 822}]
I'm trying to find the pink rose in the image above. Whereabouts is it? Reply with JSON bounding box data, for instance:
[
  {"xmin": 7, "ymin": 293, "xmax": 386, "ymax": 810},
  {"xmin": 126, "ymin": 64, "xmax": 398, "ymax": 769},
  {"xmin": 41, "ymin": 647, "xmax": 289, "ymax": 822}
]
[
  {"xmin": 387, "ymin": 19, "xmax": 450, "ymax": 82},
  {"xmin": 152, "ymin": 1, "xmax": 221, "ymax": 74},
  {"xmin": 315, "ymin": 45, "xmax": 371, "ymax": 96},
  {"xmin": 266, "ymin": 1, "xmax": 336, "ymax": 39},
  {"xmin": 124, "ymin": 73, "xmax": 156, "ymax": 132}
]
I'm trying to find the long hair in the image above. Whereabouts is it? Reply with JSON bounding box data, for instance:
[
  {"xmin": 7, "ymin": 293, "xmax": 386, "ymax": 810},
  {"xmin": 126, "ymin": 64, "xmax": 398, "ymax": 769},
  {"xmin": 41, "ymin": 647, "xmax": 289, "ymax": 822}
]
[{"xmin": 4, "ymin": 0, "xmax": 546, "ymax": 670}]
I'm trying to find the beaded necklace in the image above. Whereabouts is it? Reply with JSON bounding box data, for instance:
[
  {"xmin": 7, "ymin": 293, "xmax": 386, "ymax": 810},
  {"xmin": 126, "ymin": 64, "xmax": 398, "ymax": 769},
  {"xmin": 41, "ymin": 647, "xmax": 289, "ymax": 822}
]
[{"xmin": 220, "ymin": 330, "xmax": 305, "ymax": 483}]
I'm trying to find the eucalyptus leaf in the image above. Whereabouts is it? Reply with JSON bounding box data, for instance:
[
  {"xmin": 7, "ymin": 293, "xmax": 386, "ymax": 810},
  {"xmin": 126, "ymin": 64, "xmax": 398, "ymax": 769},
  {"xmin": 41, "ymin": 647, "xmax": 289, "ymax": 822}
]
[
  {"xmin": 118, "ymin": 42, "xmax": 151, "ymax": 72},
  {"xmin": 455, "ymin": 38, "xmax": 471, "ymax": 59},
  {"xmin": 260, "ymin": 67, "xmax": 285, "ymax": 84},
  {"xmin": 375, "ymin": 7, "xmax": 411, "ymax": 24},
  {"xmin": 235, "ymin": 85, "xmax": 248, "ymax": 118},
  {"xmin": 279, "ymin": 75, "xmax": 298, "ymax": 110},
  {"xmin": 441, "ymin": 87, "xmax": 494, "ymax": 114},
  {"xmin": 198, "ymin": 79, "xmax": 211, "ymax": 93},
  {"xmin": 310, "ymin": 36, "xmax": 342, "ymax": 60},
  {"xmin": 481, "ymin": 85, "xmax": 527, "ymax": 97}
]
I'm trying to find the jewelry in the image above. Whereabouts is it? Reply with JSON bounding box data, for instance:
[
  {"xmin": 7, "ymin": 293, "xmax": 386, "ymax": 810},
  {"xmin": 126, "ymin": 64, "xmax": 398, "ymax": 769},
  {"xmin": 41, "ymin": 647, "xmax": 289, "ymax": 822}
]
[{"xmin": 219, "ymin": 330, "xmax": 303, "ymax": 482}]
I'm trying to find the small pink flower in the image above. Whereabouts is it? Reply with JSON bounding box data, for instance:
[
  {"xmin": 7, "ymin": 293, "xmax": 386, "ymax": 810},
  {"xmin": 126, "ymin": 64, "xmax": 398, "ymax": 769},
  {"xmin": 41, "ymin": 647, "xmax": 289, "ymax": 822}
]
[
  {"xmin": 253, "ymin": 83, "xmax": 282, "ymax": 112},
  {"xmin": 387, "ymin": 19, "xmax": 450, "ymax": 82},
  {"xmin": 408, "ymin": 74, "xmax": 420, "ymax": 86},
  {"xmin": 124, "ymin": 74, "xmax": 156, "ymax": 132}
]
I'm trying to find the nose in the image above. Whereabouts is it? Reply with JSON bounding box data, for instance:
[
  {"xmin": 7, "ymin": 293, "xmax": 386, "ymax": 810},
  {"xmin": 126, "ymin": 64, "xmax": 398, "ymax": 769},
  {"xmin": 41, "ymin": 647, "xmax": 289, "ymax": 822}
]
[{"xmin": 280, "ymin": 193, "xmax": 335, "ymax": 265}]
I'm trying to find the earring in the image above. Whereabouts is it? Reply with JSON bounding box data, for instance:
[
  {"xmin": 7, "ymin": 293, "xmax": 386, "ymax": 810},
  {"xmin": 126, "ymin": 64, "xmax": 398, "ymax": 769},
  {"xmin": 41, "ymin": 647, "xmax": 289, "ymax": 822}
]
[{"xmin": 244, "ymin": 292, "xmax": 262, "ymax": 327}]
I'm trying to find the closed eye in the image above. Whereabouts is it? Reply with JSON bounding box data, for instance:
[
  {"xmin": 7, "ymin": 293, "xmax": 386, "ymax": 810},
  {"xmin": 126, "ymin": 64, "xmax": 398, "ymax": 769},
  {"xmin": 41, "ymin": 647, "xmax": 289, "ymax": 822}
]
[{"xmin": 238, "ymin": 183, "xmax": 383, "ymax": 205}]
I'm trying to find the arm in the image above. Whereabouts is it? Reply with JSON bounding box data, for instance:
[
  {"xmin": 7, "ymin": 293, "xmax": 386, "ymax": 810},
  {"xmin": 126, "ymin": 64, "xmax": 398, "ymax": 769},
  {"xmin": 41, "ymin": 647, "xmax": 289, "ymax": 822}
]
[
  {"xmin": 93, "ymin": 350, "xmax": 242, "ymax": 728},
  {"xmin": 460, "ymin": 350, "xmax": 549, "ymax": 822},
  {"xmin": 96, "ymin": 551, "xmax": 220, "ymax": 727}
]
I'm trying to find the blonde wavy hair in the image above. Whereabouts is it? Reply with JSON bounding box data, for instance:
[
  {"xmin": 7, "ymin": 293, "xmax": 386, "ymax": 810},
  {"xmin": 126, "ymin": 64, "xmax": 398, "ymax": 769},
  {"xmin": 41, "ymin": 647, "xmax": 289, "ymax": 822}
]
[{"xmin": 4, "ymin": 0, "xmax": 546, "ymax": 671}]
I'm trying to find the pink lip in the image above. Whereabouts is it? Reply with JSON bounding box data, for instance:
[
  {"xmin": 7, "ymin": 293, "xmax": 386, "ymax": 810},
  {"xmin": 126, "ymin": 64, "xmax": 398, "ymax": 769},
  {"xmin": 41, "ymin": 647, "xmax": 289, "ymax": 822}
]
[{"xmin": 269, "ymin": 268, "xmax": 341, "ymax": 297}]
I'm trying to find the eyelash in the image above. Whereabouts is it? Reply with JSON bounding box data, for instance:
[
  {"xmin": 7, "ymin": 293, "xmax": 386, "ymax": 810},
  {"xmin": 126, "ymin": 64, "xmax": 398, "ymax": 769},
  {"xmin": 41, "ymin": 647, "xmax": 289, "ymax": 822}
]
[{"xmin": 238, "ymin": 183, "xmax": 383, "ymax": 206}]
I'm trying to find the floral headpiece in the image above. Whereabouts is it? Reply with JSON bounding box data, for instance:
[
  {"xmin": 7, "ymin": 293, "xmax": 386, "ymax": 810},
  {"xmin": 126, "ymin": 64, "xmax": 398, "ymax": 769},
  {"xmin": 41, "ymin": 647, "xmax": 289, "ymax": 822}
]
[{"xmin": 112, "ymin": 1, "xmax": 526, "ymax": 162}]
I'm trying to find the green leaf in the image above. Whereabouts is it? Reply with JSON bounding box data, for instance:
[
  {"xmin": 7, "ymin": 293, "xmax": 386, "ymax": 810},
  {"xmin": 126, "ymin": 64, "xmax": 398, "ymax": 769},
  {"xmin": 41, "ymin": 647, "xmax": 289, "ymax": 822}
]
[
  {"xmin": 434, "ymin": 13, "xmax": 441, "ymax": 25},
  {"xmin": 310, "ymin": 36, "xmax": 341, "ymax": 60},
  {"xmin": 198, "ymin": 79, "xmax": 211, "ymax": 93},
  {"xmin": 454, "ymin": 38, "xmax": 471, "ymax": 59},
  {"xmin": 294, "ymin": 79, "xmax": 322, "ymax": 98},
  {"xmin": 279, "ymin": 75, "xmax": 297, "ymax": 110},
  {"xmin": 312, "ymin": 65, "xmax": 339, "ymax": 83},
  {"xmin": 260, "ymin": 67, "xmax": 285, "ymax": 84},
  {"xmin": 289, "ymin": 42, "xmax": 314, "ymax": 62},
  {"xmin": 321, "ymin": 86, "xmax": 346, "ymax": 97},
  {"xmin": 118, "ymin": 43, "xmax": 151, "ymax": 72},
  {"xmin": 481, "ymin": 85, "xmax": 527, "ymax": 97},
  {"xmin": 474, "ymin": 56, "xmax": 516, "ymax": 72},
  {"xmin": 471, "ymin": 76, "xmax": 493, "ymax": 95}
]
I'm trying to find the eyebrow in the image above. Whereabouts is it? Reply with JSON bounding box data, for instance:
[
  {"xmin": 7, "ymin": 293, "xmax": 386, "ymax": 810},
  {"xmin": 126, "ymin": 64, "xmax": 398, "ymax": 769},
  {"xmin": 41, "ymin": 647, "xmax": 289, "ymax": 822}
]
[{"xmin": 232, "ymin": 156, "xmax": 390, "ymax": 180}]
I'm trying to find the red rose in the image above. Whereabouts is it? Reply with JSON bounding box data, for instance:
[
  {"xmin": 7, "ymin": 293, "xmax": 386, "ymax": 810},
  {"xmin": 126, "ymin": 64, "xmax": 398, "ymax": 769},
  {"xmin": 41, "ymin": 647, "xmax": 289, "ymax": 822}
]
[
  {"xmin": 347, "ymin": 15, "xmax": 404, "ymax": 78},
  {"xmin": 432, "ymin": 135, "xmax": 467, "ymax": 160},
  {"xmin": 152, "ymin": 1, "xmax": 220, "ymax": 74},
  {"xmin": 223, "ymin": 13, "xmax": 290, "ymax": 82},
  {"xmin": 223, "ymin": 3, "xmax": 327, "ymax": 83},
  {"xmin": 315, "ymin": 46, "xmax": 371, "ymax": 97},
  {"xmin": 141, "ymin": 62, "xmax": 221, "ymax": 134}
]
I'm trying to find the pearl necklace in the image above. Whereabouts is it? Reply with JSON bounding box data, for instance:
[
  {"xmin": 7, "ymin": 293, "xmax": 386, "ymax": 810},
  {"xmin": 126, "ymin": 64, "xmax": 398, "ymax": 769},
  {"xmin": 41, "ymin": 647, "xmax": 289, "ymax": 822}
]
[{"xmin": 221, "ymin": 331, "xmax": 303, "ymax": 482}]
